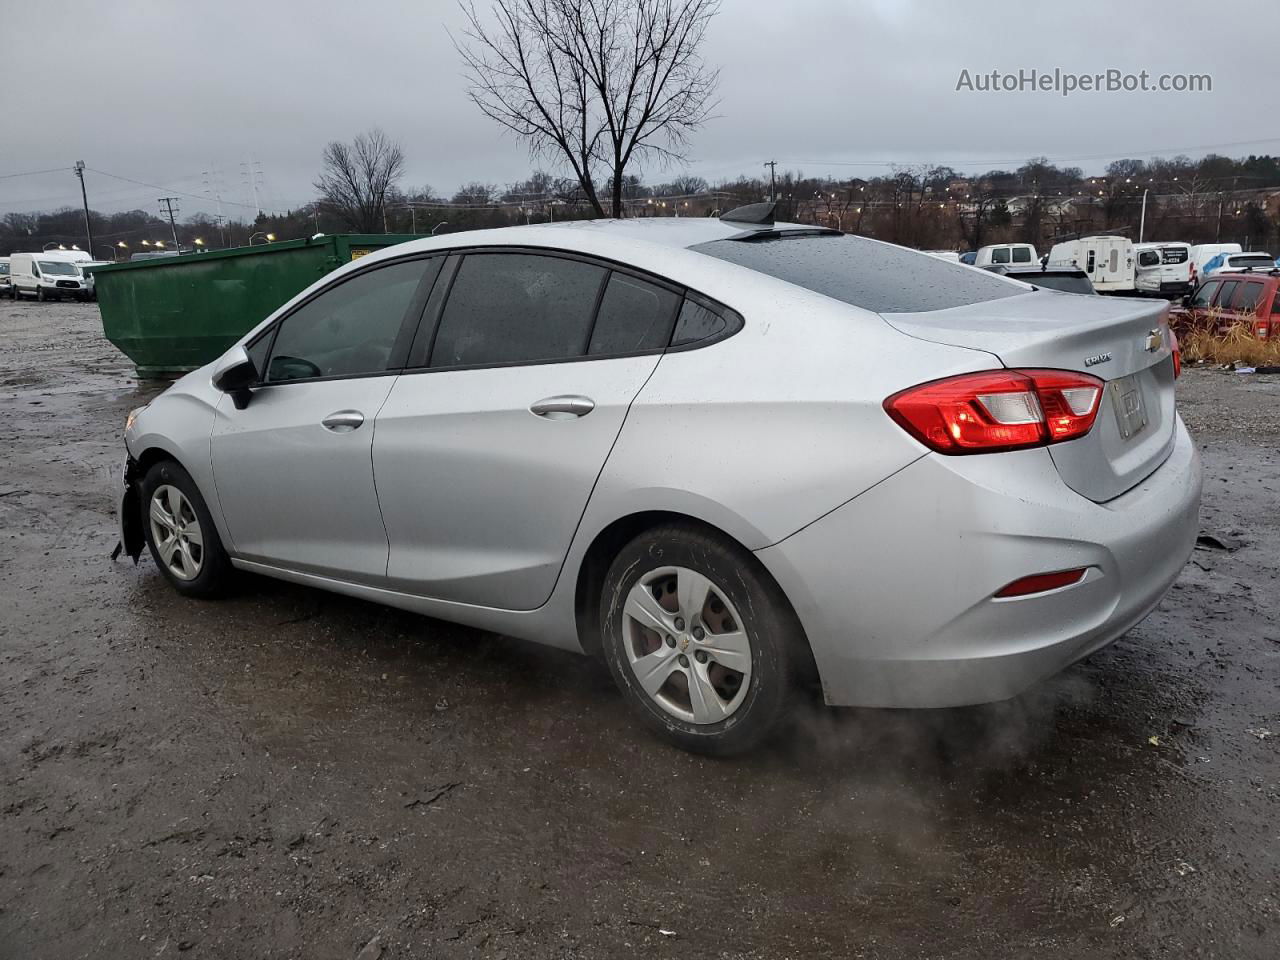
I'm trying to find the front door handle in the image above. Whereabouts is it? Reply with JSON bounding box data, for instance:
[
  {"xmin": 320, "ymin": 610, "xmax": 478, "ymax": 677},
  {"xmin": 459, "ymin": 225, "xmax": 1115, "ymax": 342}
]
[
  {"xmin": 530, "ymin": 395, "xmax": 595, "ymax": 420},
  {"xmin": 321, "ymin": 410, "xmax": 365, "ymax": 432}
]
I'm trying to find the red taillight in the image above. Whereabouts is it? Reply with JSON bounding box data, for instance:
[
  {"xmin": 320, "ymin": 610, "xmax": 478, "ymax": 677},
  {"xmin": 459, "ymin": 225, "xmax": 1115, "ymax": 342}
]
[
  {"xmin": 1169, "ymin": 328, "xmax": 1182, "ymax": 377},
  {"xmin": 884, "ymin": 369, "xmax": 1104, "ymax": 454},
  {"xmin": 995, "ymin": 567, "xmax": 1088, "ymax": 598}
]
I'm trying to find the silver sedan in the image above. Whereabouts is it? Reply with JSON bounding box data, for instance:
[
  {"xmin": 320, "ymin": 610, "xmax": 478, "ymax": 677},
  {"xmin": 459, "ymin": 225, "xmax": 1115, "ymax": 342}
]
[{"xmin": 118, "ymin": 205, "xmax": 1202, "ymax": 754}]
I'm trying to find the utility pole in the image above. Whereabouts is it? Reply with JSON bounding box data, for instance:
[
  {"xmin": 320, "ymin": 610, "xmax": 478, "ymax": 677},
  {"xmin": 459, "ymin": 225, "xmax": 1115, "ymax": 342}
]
[
  {"xmin": 158, "ymin": 198, "xmax": 182, "ymax": 252},
  {"xmin": 764, "ymin": 160, "xmax": 777, "ymax": 202},
  {"xmin": 73, "ymin": 161, "xmax": 95, "ymax": 253}
]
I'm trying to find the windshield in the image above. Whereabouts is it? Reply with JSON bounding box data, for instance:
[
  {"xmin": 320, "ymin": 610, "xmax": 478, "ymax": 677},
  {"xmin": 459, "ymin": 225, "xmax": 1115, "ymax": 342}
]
[
  {"xmin": 38, "ymin": 261, "xmax": 79, "ymax": 275},
  {"xmin": 690, "ymin": 234, "xmax": 1022, "ymax": 313}
]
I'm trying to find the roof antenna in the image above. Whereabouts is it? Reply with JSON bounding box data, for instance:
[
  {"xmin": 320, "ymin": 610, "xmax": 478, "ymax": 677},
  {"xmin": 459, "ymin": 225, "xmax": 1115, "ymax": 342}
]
[{"xmin": 720, "ymin": 201, "xmax": 776, "ymax": 226}]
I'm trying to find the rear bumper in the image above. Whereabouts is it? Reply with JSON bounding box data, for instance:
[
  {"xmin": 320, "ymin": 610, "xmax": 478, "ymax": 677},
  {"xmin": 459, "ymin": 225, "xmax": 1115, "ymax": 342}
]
[{"xmin": 756, "ymin": 417, "xmax": 1202, "ymax": 708}]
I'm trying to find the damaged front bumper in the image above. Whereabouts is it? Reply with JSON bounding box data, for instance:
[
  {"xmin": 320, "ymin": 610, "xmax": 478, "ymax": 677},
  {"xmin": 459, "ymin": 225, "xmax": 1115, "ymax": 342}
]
[{"xmin": 113, "ymin": 457, "xmax": 145, "ymax": 563}]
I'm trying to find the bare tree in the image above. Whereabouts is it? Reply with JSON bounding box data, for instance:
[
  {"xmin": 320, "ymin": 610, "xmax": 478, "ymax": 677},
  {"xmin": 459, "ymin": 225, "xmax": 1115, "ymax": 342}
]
[
  {"xmin": 457, "ymin": 0, "xmax": 720, "ymax": 218},
  {"xmin": 314, "ymin": 128, "xmax": 406, "ymax": 232}
]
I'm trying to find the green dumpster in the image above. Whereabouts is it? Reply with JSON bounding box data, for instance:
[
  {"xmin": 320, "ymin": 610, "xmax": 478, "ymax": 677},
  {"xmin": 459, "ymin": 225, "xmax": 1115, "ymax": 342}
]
[{"xmin": 93, "ymin": 234, "xmax": 421, "ymax": 378}]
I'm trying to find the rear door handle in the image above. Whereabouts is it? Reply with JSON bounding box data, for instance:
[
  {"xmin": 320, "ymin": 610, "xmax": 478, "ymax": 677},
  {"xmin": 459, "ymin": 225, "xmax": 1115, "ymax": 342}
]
[
  {"xmin": 321, "ymin": 410, "xmax": 365, "ymax": 432},
  {"xmin": 530, "ymin": 395, "xmax": 595, "ymax": 420}
]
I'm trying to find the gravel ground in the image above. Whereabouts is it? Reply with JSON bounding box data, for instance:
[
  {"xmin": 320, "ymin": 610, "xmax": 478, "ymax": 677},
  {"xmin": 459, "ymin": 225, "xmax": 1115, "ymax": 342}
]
[{"xmin": 1, "ymin": 299, "xmax": 1277, "ymax": 959}]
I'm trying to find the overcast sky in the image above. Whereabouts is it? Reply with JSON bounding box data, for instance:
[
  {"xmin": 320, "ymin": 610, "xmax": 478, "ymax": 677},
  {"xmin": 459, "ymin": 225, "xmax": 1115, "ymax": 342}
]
[{"xmin": 4, "ymin": 0, "xmax": 1279, "ymax": 219}]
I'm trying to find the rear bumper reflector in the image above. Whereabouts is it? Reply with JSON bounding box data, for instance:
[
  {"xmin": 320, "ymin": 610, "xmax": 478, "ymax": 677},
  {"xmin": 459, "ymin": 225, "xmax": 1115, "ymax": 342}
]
[{"xmin": 995, "ymin": 567, "xmax": 1088, "ymax": 598}]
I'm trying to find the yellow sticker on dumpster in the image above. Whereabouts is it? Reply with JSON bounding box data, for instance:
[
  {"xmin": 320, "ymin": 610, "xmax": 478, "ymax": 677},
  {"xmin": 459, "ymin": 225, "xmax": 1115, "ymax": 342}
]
[{"xmin": 350, "ymin": 249, "xmax": 372, "ymax": 261}]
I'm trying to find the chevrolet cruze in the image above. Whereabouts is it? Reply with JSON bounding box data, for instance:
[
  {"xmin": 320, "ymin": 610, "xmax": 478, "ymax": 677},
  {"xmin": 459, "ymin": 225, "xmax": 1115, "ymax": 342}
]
[{"xmin": 117, "ymin": 205, "xmax": 1202, "ymax": 754}]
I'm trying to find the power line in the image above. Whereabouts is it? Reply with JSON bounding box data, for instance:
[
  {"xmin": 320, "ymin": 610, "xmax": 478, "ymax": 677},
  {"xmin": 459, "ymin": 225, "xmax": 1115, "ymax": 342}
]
[
  {"xmin": 85, "ymin": 167, "xmax": 260, "ymax": 209},
  {"xmin": 0, "ymin": 166, "xmax": 73, "ymax": 181}
]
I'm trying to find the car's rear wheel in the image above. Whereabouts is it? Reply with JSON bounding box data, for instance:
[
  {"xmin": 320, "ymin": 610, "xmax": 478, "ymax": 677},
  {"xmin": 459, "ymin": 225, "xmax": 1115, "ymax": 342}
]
[
  {"xmin": 140, "ymin": 459, "xmax": 233, "ymax": 598},
  {"xmin": 599, "ymin": 523, "xmax": 805, "ymax": 755}
]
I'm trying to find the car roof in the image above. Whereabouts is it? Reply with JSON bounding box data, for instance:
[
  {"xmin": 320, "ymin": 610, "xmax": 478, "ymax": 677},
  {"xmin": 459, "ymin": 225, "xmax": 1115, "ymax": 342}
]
[{"xmin": 524, "ymin": 215, "xmax": 820, "ymax": 249}]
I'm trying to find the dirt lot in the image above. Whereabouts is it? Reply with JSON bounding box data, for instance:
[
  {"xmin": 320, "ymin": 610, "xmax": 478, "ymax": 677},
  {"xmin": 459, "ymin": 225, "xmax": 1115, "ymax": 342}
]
[{"xmin": 1, "ymin": 299, "xmax": 1277, "ymax": 959}]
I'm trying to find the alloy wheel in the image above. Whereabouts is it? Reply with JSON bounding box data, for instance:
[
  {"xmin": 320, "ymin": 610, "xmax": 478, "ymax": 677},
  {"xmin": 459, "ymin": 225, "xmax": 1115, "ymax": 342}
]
[
  {"xmin": 148, "ymin": 484, "xmax": 204, "ymax": 581},
  {"xmin": 622, "ymin": 565, "xmax": 753, "ymax": 724}
]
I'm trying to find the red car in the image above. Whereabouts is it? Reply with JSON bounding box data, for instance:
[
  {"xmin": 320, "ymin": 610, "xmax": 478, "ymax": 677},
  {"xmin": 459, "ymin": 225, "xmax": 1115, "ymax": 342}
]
[{"xmin": 1179, "ymin": 270, "xmax": 1280, "ymax": 338}]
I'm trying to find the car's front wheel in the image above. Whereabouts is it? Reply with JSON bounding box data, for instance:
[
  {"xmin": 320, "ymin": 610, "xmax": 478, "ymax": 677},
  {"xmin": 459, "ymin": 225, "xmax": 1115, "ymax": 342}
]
[
  {"xmin": 600, "ymin": 523, "xmax": 806, "ymax": 755},
  {"xmin": 140, "ymin": 459, "xmax": 233, "ymax": 598}
]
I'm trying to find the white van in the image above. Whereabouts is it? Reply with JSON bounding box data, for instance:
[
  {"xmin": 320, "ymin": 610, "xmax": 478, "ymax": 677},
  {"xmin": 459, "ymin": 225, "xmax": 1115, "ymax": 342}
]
[
  {"xmin": 1188, "ymin": 243, "xmax": 1241, "ymax": 285},
  {"xmin": 974, "ymin": 243, "xmax": 1038, "ymax": 268},
  {"xmin": 9, "ymin": 250, "xmax": 92, "ymax": 301},
  {"xmin": 76, "ymin": 260, "xmax": 111, "ymax": 300},
  {"xmin": 1134, "ymin": 242, "xmax": 1192, "ymax": 297},
  {"xmin": 1047, "ymin": 236, "xmax": 1136, "ymax": 293}
]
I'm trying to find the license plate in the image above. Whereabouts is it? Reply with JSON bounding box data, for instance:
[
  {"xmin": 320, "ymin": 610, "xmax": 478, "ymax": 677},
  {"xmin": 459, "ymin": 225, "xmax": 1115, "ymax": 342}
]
[{"xmin": 1109, "ymin": 375, "xmax": 1148, "ymax": 439}]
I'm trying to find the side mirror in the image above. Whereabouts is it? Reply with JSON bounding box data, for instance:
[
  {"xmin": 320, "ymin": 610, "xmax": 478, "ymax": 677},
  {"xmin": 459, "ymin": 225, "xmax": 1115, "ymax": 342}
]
[{"xmin": 211, "ymin": 346, "xmax": 258, "ymax": 410}]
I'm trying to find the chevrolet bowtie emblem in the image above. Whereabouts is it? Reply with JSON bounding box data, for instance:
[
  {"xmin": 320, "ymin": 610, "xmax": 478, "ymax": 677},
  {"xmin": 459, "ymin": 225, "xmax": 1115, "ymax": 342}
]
[{"xmin": 1145, "ymin": 329, "xmax": 1164, "ymax": 352}]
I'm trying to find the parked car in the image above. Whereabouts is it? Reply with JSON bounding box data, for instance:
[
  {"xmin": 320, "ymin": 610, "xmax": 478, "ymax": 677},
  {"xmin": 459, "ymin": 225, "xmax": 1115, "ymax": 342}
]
[
  {"xmin": 116, "ymin": 208, "xmax": 1201, "ymax": 755},
  {"xmin": 1188, "ymin": 243, "xmax": 1241, "ymax": 286},
  {"xmin": 983, "ymin": 264, "xmax": 1096, "ymax": 294},
  {"xmin": 1134, "ymin": 242, "xmax": 1192, "ymax": 297},
  {"xmin": 973, "ymin": 242, "xmax": 1037, "ymax": 267},
  {"xmin": 76, "ymin": 260, "xmax": 111, "ymax": 300},
  {"xmin": 8, "ymin": 250, "xmax": 92, "ymax": 301},
  {"xmin": 1047, "ymin": 236, "xmax": 1136, "ymax": 293},
  {"xmin": 1201, "ymin": 251, "xmax": 1274, "ymax": 279},
  {"xmin": 0, "ymin": 257, "xmax": 10, "ymax": 294},
  {"xmin": 1179, "ymin": 269, "xmax": 1280, "ymax": 338}
]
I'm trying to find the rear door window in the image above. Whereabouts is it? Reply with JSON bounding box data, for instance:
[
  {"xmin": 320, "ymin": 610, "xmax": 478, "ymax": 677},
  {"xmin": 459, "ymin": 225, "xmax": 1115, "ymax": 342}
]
[
  {"xmin": 1236, "ymin": 282, "xmax": 1264, "ymax": 313},
  {"xmin": 1214, "ymin": 281, "xmax": 1238, "ymax": 310},
  {"xmin": 1139, "ymin": 251, "xmax": 1160, "ymax": 267},
  {"xmin": 991, "ymin": 248, "xmax": 1011, "ymax": 264},
  {"xmin": 587, "ymin": 273, "xmax": 680, "ymax": 356},
  {"xmin": 429, "ymin": 253, "xmax": 607, "ymax": 367}
]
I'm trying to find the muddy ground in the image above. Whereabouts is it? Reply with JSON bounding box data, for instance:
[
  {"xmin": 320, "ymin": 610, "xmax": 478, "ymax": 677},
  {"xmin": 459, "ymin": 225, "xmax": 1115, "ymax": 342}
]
[{"xmin": 0, "ymin": 298, "xmax": 1276, "ymax": 959}]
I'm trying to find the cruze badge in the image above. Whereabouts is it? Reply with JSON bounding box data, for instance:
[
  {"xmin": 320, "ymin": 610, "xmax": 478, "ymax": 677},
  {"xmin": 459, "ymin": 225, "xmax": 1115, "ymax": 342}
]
[
  {"xmin": 1145, "ymin": 329, "xmax": 1164, "ymax": 352},
  {"xmin": 1084, "ymin": 353, "xmax": 1112, "ymax": 367}
]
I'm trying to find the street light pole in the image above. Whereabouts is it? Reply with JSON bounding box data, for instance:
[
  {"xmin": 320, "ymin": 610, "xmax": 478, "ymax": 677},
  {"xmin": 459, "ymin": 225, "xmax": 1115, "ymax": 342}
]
[
  {"xmin": 73, "ymin": 161, "xmax": 95, "ymax": 254},
  {"xmin": 1139, "ymin": 188, "xmax": 1149, "ymax": 243}
]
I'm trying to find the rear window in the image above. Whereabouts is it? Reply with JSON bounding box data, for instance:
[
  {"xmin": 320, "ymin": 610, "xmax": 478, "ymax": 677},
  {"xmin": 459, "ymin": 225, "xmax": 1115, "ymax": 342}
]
[
  {"xmin": 690, "ymin": 234, "xmax": 1022, "ymax": 314},
  {"xmin": 1012, "ymin": 246, "xmax": 1032, "ymax": 263},
  {"xmin": 1229, "ymin": 255, "xmax": 1273, "ymax": 270},
  {"xmin": 1027, "ymin": 273, "xmax": 1094, "ymax": 295}
]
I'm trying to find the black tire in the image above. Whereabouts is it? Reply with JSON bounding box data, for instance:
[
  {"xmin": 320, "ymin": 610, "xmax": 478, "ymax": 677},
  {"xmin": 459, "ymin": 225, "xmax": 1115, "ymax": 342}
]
[
  {"xmin": 36, "ymin": 287, "xmax": 45, "ymax": 302},
  {"xmin": 140, "ymin": 459, "xmax": 234, "ymax": 598},
  {"xmin": 599, "ymin": 522, "xmax": 806, "ymax": 756}
]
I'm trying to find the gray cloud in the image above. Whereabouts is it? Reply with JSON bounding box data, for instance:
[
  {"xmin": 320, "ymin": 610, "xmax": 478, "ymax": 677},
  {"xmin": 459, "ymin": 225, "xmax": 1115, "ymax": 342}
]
[{"xmin": 4, "ymin": 0, "xmax": 1277, "ymax": 217}]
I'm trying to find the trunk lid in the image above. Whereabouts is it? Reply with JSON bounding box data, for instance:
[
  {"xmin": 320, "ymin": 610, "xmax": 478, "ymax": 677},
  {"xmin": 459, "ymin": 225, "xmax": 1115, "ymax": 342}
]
[{"xmin": 882, "ymin": 290, "xmax": 1177, "ymax": 502}]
